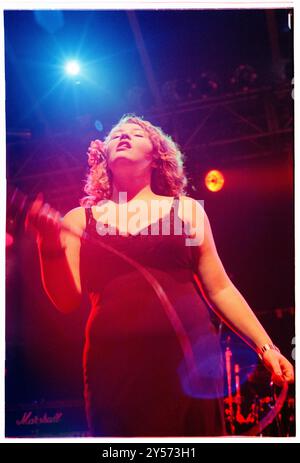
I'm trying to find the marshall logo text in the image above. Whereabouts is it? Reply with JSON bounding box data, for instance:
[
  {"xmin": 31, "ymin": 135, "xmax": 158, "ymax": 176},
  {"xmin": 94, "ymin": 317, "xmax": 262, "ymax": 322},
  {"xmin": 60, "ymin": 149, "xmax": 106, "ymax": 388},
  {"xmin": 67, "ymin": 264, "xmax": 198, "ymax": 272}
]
[{"xmin": 16, "ymin": 411, "xmax": 63, "ymax": 426}]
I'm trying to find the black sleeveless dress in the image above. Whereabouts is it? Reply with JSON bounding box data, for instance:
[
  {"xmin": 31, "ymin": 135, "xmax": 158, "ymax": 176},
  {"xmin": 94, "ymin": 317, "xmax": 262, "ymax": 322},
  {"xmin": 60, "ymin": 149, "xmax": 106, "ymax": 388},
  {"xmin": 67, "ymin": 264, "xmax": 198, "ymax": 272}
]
[{"xmin": 80, "ymin": 197, "xmax": 226, "ymax": 437}]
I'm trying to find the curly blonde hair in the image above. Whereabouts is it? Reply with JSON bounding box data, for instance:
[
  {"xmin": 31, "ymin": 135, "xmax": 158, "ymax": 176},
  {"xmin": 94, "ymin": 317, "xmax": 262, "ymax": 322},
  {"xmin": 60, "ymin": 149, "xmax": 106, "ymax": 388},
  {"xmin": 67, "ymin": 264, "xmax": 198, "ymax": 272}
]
[{"xmin": 80, "ymin": 114, "xmax": 188, "ymax": 206}]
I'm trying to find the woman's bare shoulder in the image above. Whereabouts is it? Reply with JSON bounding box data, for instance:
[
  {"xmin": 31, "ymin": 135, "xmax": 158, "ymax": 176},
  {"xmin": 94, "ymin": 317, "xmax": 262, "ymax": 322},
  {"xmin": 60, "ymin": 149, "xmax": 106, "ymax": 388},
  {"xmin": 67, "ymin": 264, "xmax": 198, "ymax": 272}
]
[
  {"xmin": 177, "ymin": 195, "xmax": 206, "ymax": 245},
  {"xmin": 177, "ymin": 195, "xmax": 205, "ymax": 216},
  {"xmin": 63, "ymin": 206, "xmax": 86, "ymax": 230}
]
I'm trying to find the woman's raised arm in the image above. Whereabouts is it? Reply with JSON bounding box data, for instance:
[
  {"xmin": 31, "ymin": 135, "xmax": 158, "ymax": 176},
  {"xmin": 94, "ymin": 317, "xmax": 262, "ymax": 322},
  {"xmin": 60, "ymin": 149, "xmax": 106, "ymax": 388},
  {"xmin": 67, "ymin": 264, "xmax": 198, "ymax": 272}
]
[{"xmin": 26, "ymin": 196, "xmax": 85, "ymax": 313}]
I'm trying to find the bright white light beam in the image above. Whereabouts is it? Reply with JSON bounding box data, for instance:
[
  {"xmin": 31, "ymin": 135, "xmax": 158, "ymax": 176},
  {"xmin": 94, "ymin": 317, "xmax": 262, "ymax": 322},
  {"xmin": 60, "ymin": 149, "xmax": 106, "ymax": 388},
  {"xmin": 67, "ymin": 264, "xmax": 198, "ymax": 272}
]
[{"xmin": 65, "ymin": 60, "xmax": 80, "ymax": 76}]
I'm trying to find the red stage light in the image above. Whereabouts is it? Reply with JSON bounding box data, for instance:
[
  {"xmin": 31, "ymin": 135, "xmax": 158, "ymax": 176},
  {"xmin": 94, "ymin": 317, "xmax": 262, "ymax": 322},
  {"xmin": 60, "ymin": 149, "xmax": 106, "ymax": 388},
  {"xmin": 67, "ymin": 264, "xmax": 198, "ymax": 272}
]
[
  {"xmin": 205, "ymin": 170, "xmax": 225, "ymax": 192},
  {"xmin": 6, "ymin": 232, "xmax": 14, "ymax": 247}
]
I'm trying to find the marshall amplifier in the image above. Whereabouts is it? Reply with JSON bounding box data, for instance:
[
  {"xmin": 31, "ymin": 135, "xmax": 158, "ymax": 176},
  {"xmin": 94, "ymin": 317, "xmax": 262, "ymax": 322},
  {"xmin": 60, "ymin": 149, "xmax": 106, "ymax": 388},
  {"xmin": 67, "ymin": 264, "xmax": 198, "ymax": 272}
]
[{"xmin": 6, "ymin": 399, "xmax": 89, "ymax": 437}]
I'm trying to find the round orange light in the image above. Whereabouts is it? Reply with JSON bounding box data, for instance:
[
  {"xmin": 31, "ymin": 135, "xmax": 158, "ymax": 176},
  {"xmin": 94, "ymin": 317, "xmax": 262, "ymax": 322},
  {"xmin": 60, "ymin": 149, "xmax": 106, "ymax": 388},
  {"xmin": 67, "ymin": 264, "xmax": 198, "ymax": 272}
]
[{"xmin": 205, "ymin": 169, "xmax": 225, "ymax": 192}]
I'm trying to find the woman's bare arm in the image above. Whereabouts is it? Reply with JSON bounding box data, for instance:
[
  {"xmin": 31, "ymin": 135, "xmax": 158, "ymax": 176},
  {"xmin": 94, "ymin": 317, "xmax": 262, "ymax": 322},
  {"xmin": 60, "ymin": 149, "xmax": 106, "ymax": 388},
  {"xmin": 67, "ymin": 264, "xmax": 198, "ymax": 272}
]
[
  {"xmin": 179, "ymin": 196, "xmax": 294, "ymax": 384},
  {"xmin": 26, "ymin": 197, "xmax": 85, "ymax": 313}
]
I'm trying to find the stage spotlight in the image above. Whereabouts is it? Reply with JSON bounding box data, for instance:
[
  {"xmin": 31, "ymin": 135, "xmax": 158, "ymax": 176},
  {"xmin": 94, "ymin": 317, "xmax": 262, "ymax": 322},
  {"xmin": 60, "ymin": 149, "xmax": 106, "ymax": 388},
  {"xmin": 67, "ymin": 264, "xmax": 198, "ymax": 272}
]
[
  {"xmin": 205, "ymin": 170, "xmax": 225, "ymax": 192},
  {"xmin": 229, "ymin": 64, "xmax": 258, "ymax": 92},
  {"xmin": 162, "ymin": 78, "xmax": 196, "ymax": 103},
  {"xmin": 198, "ymin": 71, "xmax": 219, "ymax": 98},
  {"xmin": 65, "ymin": 60, "xmax": 80, "ymax": 76}
]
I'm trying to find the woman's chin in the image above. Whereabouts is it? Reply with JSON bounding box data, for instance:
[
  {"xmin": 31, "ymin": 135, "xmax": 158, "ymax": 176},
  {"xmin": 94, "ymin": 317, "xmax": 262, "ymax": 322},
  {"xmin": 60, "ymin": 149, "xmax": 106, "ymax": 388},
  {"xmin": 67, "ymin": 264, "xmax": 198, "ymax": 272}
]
[
  {"xmin": 110, "ymin": 152, "xmax": 134, "ymax": 162},
  {"xmin": 109, "ymin": 156, "xmax": 135, "ymax": 173}
]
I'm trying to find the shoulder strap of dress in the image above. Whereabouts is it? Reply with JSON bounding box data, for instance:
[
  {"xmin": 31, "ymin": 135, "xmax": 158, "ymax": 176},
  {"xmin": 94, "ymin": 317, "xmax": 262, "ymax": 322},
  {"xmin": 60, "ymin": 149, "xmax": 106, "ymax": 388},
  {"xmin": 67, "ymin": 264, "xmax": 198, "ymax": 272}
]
[
  {"xmin": 171, "ymin": 195, "xmax": 184, "ymax": 234},
  {"xmin": 84, "ymin": 206, "xmax": 94, "ymax": 229},
  {"xmin": 172, "ymin": 195, "xmax": 181, "ymax": 220},
  {"xmin": 173, "ymin": 195, "xmax": 180, "ymax": 212}
]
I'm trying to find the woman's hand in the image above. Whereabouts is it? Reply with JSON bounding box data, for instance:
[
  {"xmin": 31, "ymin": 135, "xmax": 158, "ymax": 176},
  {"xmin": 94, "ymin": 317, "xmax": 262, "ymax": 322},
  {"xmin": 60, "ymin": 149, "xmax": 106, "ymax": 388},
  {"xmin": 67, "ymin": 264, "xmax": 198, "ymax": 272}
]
[
  {"xmin": 261, "ymin": 350, "xmax": 294, "ymax": 386},
  {"xmin": 25, "ymin": 193, "xmax": 62, "ymax": 244}
]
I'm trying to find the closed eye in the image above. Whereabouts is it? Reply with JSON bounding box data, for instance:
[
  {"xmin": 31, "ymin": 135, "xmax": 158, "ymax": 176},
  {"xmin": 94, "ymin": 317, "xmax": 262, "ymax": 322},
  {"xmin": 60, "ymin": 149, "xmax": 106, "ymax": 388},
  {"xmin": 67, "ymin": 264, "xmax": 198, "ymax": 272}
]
[{"xmin": 111, "ymin": 133, "xmax": 143, "ymax": 139}]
